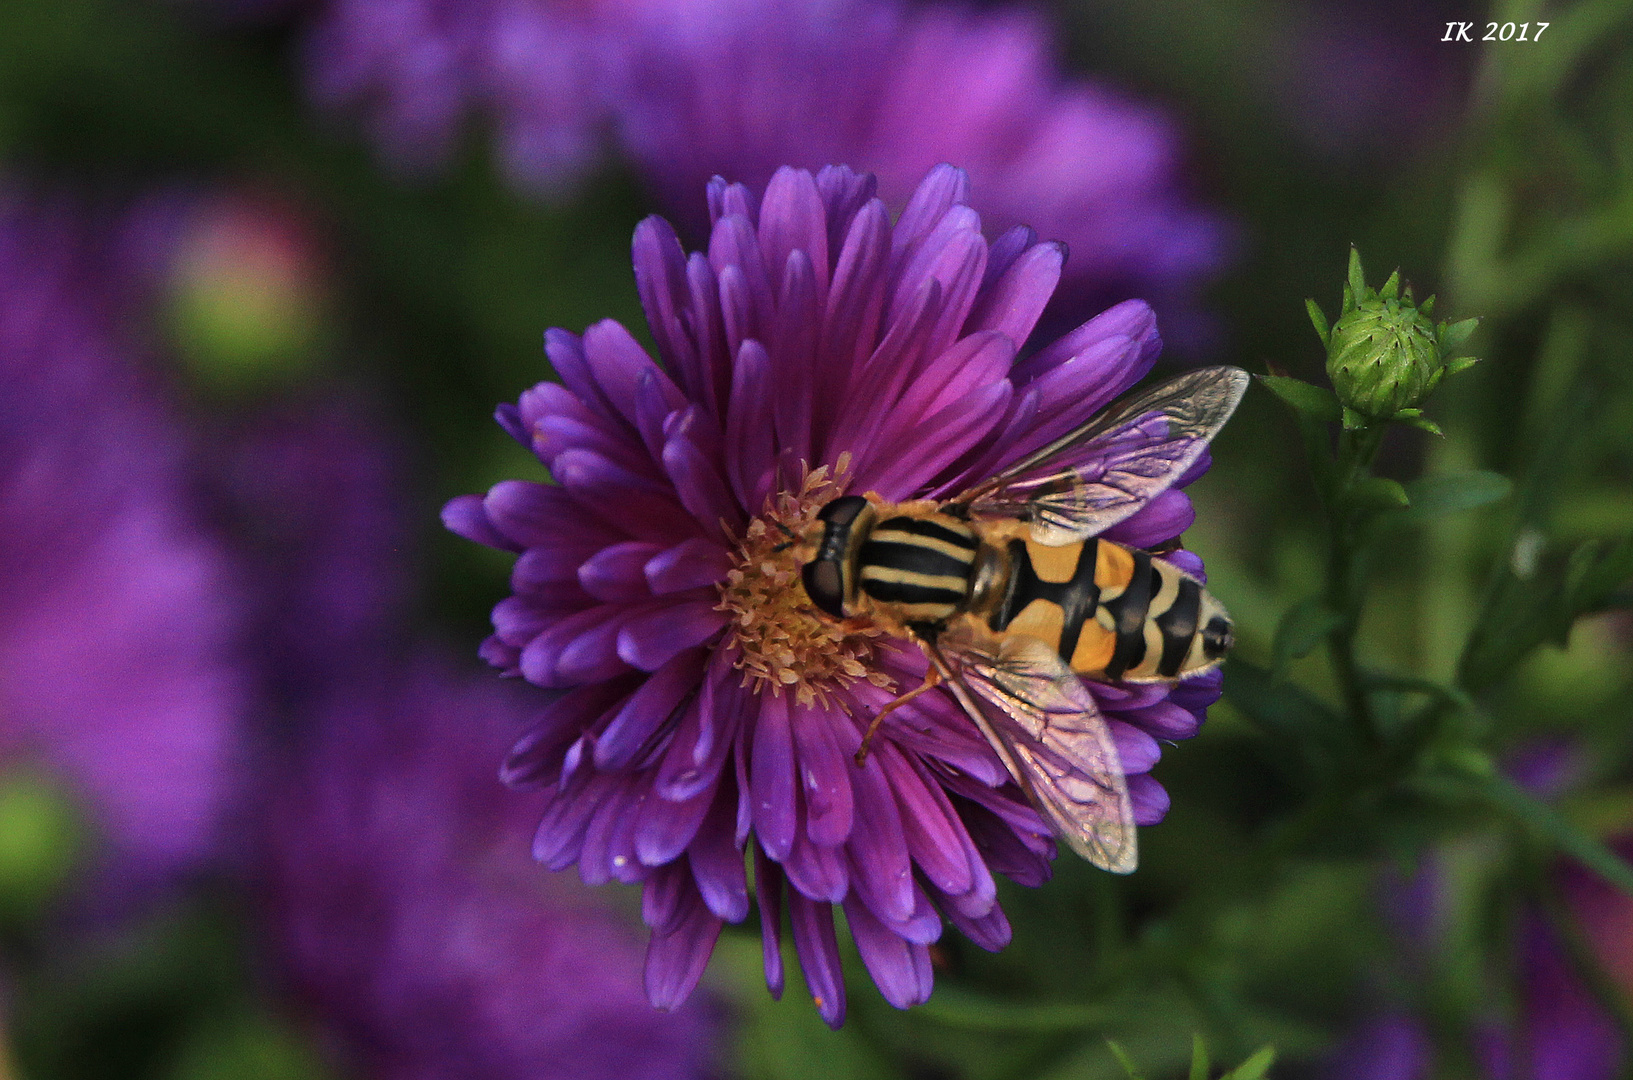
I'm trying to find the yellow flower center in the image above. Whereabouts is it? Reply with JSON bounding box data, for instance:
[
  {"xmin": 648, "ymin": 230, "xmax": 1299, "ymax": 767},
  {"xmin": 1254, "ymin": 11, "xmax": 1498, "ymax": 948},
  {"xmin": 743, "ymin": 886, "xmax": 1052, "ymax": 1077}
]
[{"xmin": 715, "ymin": 455, "xmax": 894, "ymax": 708}]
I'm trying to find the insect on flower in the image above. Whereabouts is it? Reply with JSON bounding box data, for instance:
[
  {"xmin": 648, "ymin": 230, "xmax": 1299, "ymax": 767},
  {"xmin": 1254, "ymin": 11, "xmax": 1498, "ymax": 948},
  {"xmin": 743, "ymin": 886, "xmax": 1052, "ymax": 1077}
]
[{"xmin": 794, "ymin": 366, "xmax": 1248, "ymax": 872}]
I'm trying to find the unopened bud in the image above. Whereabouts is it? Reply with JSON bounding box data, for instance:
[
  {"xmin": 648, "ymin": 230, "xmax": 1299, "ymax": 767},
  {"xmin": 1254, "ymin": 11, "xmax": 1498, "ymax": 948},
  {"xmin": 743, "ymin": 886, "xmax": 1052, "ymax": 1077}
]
[{"xmin": 1310, "ymin": 249, "xmax": 1479, "ymax": 428}]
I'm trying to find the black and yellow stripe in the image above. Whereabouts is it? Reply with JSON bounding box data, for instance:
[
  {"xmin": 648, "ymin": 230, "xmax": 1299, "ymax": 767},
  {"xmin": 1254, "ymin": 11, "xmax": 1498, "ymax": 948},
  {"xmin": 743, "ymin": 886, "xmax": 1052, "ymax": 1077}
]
[
  {"xmin": 856, "ymin": 516, "xmax": 978, "ymax": 622},
  {"xmin": 988, "ymin": 537, "xmax": 1222, "ymax": 682}
]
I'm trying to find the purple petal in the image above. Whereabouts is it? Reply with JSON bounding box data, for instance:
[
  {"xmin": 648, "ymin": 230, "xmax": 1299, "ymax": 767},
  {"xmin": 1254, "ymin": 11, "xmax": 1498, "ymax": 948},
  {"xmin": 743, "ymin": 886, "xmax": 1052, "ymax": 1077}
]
[
  {"xmin": 553, "ymin": 449, "xmax": 702, "ymax": 545},
  {"xmin": 1102, "ymin": 489, "xmax": 1196, "ymax": 548},
  {"xmin": 521, "ymin": 605, "xmax": 634, "ymax": 688},
  {"xmin": 769, "ymin": 250, "xmax": 818, "ymax": 466},
  {"xmin": 892, "ymin": 163, "xmax": 969, "ymax": 259},
  {"xmin": 945, "ymin": 900, "xmax": 1012, "ymax": 953},
  {"xmin": 482, "ymin": 480, "xmax": 592, "ymax": 550},
  {"xmin": 1107, "ymin": 719, "xmax": 1161, "ymax": 775},
  {"xmin": 891, "ymin": 206, "xmax": 988, "ymax": 360},
  {"xmin": 843, "ymin": 749, "xmax": 914, "ymax": 924},
  {"xmin": 1164, "ymin": 548, "xmax": 1207, "ymax": 581},
  {"xmin": 758, "ymin": 166, "xmax": 828, "ymax": 302},
  {"xmin": 644, "ymin": 881, "xmax": 724, "ymax": 1011},
  {"xmin": 754, "ymin": 849, "xmax": 785, "ymax": 998},
  {"xmin": 662, "ymin": 418, "xmax": 742, "ymax": 540},
  {"xmin": 687, "ymin": 790, "xmax": 750, "ymax": 921},
  {"xmin": 580, "ymin": 782, "xmax": 644, "ymax": 886},
  {"xmin": 814, "ymin": 164, "xmax": 877, "ymax": 260},
  {"xmin": 843, "ymin": 895, "xmax": 935, "ymax": 1010},
  {"xmin": 1116, "ymin": 698, "xmax": 1205, "ymax": 741},
  {"xmin": 532, "ymin": 769, "xmax": 607, "ymax": 869},
  {"xmin": 750, "ymin": 692, "xmax": 798, "ymax": 861},
  {"xmin": 502, "ymin": 679, "xmax": 633, "ymax": 788},
  {"xmin": 865, "ymin": 380, "xmax": 1011, "ymax": 500},
  {"xmin": 636, "ymin": 739, "xmax": 717, "ymax": 864},
  {"xmin": 631, "ymin": 215, "xmax": 702, "ymax": 395},
  {"xmin": 617, "ymin": 600, "xmax": 727, "ymax": 672},
  {"xmin": 582, "ymin": 318, "xmax": 686, "ymax": 440},
  {"xmin": 578, "ymin": 541, "xmax": 661, "ymax": 603},
  {"xmin": 684, "ymin": 253, "xmax": 730, "ymax": 418},
  {"xmin": 820, "ymin": 199, "xmax": 891, "ymax": 424},
  {"xmin": 645, "ymin": 537, "xmax": 733, "ymax": 594},
  {"xmin": 724, "ymin": 340, "xmax": 777, "ymax": 510},
  {"xmin": 642, "ymin": 858, "xmax": 687, "ymax": 930},
  {"xmin": 1013, "ymin": 298, "xmax": 1160, "ymax": 387},
  {"xmin": 882, "ymin": 742, "xmax": 973, "ymax": 898},
  {"xmin": 790, "ymin": 700, "xmax": 854, "ymax": 847},
  {"xmin": 980, "ymin": 224, "xmax": 1038, "ymax": 289},
  {"xmin": 784, "ymin": 828, "xmax": 849, "ymax": 903},
  {"xmin": 1128, "ymin": 773, "xmax": 1171, "ymax": 826},
  {"xmin": 544, "ymin": 327, "xmax": 621, "ymax": 427},
  {"xmin": 964, "ymin": 238, "xmax": 1063, "ymax": 346},
  {"xmin": 441, "ymin": 493, "xmax": 518, "ymax": 552},
  {"xmin": 708, "ymin": 214, "xmax": 772, "ymax": 338},
  {"xmin": 655, "ymin": 658, "xmax": 737, "ymax": 802},
  {"xmin": 595, "ymin": 647, "xmax": 707, "ymax": 770},
  {"xmin": 1170, "ymin": 667, "xmax": 1224, "ymax": 716},
  {"xmin": 788, "ymin": 891, "xmax": 846, "ymax": 1029}
]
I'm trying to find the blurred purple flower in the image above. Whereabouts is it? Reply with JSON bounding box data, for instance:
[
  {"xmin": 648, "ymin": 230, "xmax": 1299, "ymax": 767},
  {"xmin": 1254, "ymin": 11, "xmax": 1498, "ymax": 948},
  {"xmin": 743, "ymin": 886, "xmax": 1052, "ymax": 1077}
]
[
  {"xmin": 445, "ymin": 164, "xmax": 1223, "ymax": 1025},
  {"xmin": 283, "ymin": 0, "xmax": 1226, "ymax": 332},
  {"xmin": 0, "ymin": 190, "xmax": 241, "ymax": 879},
  {"xmin": 301, "ymin": 0, "xmax": 632, "ymax": 187},
  {"xmin": 201, "ymin": 390, "xmax": 414, "ymax": 710},
  {"xmin": 263, "ymin": 654, "xmax": 718, "ymax": 1080},
  {"xmin": 1336, "ymin": 818, "xmax": 1631, "ymax": 1079},
  {"xmin": 620, "ymin": 0, "xmax": 1230, "ymax": 341}
]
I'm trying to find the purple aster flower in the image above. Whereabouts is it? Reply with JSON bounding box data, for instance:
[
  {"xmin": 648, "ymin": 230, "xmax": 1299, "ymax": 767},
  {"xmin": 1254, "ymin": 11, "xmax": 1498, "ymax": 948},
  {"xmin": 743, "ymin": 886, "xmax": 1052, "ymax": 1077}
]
[
  {"xmin": 445, "ymin": 164, "xmax": 1225, "ymax": 1025},
  {"xmin": 0, "ymin": 189, "xmax": 242, "ymax": 881},
  {"xmin": 620, "ymin": 0, "xmax": 1230, "ymax": 342},
  {"xmin": 261, "ymin": 654, "xmax": 718, "ymax": 1080}
]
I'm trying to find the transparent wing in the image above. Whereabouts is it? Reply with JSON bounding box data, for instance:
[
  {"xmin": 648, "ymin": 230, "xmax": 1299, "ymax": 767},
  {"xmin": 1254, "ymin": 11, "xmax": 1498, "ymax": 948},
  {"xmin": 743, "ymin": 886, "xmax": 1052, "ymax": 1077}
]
[
  {"xmin": 921, "ymin": 623, "xmax": 1136, "ymax": 873},
  {"xmin": 954, "ymin": 366, "xmax": 1249, "ymax": 546}
]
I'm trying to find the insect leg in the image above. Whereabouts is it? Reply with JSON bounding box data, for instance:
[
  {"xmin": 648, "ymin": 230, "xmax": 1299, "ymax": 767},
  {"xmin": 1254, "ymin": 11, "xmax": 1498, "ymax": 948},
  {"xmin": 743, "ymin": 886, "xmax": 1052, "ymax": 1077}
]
[{"xmin": 854, "ymin": 666, "xmax": 943, "ymax": 765}]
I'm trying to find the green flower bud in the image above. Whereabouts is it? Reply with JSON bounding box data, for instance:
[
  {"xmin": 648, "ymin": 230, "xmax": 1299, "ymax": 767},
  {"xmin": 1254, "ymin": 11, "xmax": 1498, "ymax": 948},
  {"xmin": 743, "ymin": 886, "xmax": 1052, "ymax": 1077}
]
[{"xmin": 1309, "ymin": 249, "xmax": 1480, "ymax": 428}]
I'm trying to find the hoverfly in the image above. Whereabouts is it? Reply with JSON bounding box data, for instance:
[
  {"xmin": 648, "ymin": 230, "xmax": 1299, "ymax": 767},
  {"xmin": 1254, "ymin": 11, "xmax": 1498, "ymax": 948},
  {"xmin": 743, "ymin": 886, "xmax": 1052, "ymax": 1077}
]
[{"xmin": 795, "ymin": 366, "xmax": 1249, "ymax": 873}]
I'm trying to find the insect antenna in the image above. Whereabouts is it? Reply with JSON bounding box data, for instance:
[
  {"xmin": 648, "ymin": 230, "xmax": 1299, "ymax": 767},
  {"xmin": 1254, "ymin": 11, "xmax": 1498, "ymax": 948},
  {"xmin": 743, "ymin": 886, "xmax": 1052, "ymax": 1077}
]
[{"xmin": 768, "ymin": 518, "xmax": 798, "ymax": 554}]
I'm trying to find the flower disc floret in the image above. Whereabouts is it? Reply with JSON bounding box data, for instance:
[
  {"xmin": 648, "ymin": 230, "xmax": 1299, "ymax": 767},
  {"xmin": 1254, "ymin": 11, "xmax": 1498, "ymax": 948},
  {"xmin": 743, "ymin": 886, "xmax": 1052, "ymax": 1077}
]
[{"xmin": 445, "ymin": 164, "xmax": 1223, "ymax": 1027}]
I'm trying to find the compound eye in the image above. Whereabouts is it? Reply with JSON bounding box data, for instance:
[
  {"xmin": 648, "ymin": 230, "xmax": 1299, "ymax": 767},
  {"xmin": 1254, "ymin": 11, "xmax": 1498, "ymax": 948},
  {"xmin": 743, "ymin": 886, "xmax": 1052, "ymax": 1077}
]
[
  {"xmin": 816, "ymin": 495, "xmax": 869, "ymax": 526},
  {"xmin": 801, "ymin": 559, "xmax": 847, "ymax": 619}
]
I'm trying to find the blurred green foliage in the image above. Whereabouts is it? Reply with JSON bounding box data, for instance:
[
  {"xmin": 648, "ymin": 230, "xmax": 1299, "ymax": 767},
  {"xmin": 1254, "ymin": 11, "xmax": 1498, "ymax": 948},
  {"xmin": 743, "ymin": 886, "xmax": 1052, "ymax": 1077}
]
[{"xmin": 1, "ymin": 0, "xmax": 1631, "ymax": 1076}]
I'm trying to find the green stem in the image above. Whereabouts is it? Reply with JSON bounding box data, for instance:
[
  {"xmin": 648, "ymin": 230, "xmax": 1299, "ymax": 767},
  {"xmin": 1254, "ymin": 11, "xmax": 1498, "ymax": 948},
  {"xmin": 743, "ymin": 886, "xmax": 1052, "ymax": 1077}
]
[{"xmin": 1324, "ymin": 424, "xmax": 1389, "ymax": 743}]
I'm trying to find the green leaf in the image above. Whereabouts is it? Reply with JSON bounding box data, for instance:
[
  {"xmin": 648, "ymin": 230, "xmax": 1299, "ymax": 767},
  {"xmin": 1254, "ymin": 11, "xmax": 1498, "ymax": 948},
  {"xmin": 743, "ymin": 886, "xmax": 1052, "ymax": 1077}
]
[
  {"xmin": 1401, "ymin": 471, "xmax": 1513, "ymax": 518},
  {"xmin": 1346, "ymin": 247, "xmax": 1367, "ymax": 310},
  {"xmin": 1428, "ymin": 769, "xmax": 1633, "ymax": 900},
  {"xmin": 1346, "ymin": 476, "xmax": 1410, "ymax": 514},
  {"xmin": 1189, "ymin": 1034, "xmax": 1211, "ymax": 1080},
  {"xmin": 1105, "ymin": 1039, "xmax": 1148, "ymax": 1080},
  {"xmin": 1272, "ymin": 598, "xmax": 1345, "ymax": 674},
  {"xmin": 1223, "ymin": 658, "xmax": 1352, "ymax": 781},
  {"xmin": 1460, "ymin": 533, "xmax": 1632, "ymax": 689},
  {"xmin": 1393, "ymin": 413, "xmax": 1445, "ymax": 436},
  {"xmin": 1306, "ymin": 299, "xmax": 1330, "ymax": 346},
  {"xmin": 1258, "ymin": 375, "xmax": 1341, "ymax": 421},
  {"xmin": 1439, "ymin": 316, "xmax": 1480, "ymax": 353},
  {"xmin": 1220, "ymin": 1045, "xmax": 1278, "ymax": 1080}
]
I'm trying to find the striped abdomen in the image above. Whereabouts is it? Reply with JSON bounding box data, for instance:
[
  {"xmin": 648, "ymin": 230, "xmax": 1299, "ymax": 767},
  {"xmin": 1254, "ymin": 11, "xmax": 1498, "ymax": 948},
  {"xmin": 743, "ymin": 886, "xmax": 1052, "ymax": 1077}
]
[
  {"xmin": 856, "ymin": 515, "xmax": 980, "ymax": 624},
  {"xmin": 987, "ymin": 537, "xmax": 1232, "ymax": 681}
]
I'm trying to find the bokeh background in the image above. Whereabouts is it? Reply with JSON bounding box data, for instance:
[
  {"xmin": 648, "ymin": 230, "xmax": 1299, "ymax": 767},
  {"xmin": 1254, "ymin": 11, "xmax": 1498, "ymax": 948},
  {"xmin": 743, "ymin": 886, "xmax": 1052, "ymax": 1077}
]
[{"xmin": 1, "ymin": 0, "xmax": 1630, "ymax": 1076}]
